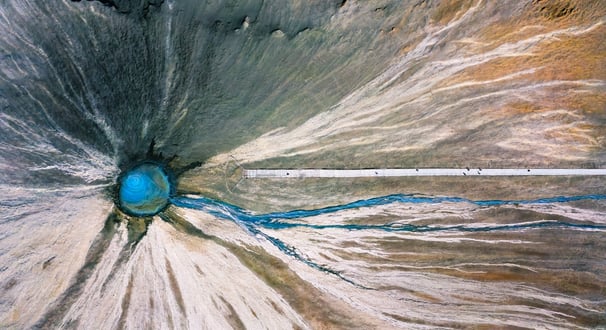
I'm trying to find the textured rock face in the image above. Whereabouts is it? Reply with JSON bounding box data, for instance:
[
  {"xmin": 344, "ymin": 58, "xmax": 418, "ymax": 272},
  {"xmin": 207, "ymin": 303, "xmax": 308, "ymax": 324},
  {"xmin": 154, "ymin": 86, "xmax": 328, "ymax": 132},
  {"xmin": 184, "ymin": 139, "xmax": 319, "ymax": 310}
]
[
  {"xmin": 0, "ymin": 0, "xmax": 605, "ymax": 329},
  {"xmin": 70, "ymin": 0, "xmax": 164, "ymax": 15}
]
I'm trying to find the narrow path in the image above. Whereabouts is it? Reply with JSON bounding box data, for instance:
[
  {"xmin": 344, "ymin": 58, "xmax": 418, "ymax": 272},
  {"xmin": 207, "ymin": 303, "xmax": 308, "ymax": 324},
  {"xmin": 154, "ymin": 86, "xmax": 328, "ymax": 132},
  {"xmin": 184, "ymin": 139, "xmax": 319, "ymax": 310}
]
[{"xmin": 244, "ymin": 168, "xmax": 606, "ymax": 178}]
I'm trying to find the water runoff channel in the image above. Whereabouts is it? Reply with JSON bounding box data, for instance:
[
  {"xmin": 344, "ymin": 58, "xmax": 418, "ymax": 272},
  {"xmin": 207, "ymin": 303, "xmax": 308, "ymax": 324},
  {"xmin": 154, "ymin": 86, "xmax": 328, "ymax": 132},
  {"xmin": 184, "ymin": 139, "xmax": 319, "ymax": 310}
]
[{"xmin": 166, "ymin": 167, "xmax": 606, "ymax": 286}]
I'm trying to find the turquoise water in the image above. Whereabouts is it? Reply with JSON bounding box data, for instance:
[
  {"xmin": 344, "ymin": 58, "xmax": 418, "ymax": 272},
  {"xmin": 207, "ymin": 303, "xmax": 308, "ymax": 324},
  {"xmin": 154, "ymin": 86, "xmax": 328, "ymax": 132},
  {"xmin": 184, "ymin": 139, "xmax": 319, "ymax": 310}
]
[
  {"xmin": 119, "ymin": 163, "xmax": 171, "ymax": 216},
  {"xmin": 171, "ymin": 193, "xmax": 606, "ymax": 286},
  {"xmin": 171, "ymin": 193, "xmax": 606, "ymax": 232}
]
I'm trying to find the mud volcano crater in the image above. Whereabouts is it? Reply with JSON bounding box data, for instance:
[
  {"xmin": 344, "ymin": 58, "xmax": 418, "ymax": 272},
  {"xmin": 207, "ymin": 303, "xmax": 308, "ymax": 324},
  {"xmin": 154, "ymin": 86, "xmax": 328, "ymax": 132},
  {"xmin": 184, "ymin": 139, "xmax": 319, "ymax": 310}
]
[
  {"xmin": 116, "ymin": 162, "xmax": 174, "ymax": 216},
  {"xmin": 1, "ymin": 0, "xmax": 606, "ymax": 329}
]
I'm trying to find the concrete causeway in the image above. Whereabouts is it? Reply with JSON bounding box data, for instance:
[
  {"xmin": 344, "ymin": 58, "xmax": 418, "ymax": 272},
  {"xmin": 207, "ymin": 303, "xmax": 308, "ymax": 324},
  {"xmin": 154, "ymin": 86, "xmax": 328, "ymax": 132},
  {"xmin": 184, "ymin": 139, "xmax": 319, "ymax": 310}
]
[{"xmin": 244, "ymin": 168, "xmax": 606, "ymax": 178}]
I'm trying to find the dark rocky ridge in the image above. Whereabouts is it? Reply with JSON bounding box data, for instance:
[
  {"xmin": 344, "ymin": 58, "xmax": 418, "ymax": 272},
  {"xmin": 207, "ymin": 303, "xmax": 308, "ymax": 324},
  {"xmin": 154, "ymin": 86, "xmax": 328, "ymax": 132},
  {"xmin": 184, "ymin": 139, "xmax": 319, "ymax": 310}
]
[{"xmin": 70, "ymin": 0, "xmax": 164, "ymax": 16}]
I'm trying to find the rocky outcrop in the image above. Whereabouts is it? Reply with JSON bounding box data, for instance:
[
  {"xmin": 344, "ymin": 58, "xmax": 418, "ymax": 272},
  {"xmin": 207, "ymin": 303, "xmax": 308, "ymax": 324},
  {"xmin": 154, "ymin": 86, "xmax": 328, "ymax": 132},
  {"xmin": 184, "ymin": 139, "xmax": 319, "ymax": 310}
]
[{"xmin": 70, "ymin": 0, "xmax": 164, "ymax": 16}]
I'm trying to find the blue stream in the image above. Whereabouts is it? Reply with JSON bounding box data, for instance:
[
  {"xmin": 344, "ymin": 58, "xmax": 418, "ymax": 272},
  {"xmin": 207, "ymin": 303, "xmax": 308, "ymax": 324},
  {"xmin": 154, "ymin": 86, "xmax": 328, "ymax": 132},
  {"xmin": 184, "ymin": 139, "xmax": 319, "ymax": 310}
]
[
  {"xmin": 170, "ymin": 193, "xmax": 606, "ymax": 287},
  {"xmin": 170, "ymin": 194, "xmax": 606, "ymax": 232}
]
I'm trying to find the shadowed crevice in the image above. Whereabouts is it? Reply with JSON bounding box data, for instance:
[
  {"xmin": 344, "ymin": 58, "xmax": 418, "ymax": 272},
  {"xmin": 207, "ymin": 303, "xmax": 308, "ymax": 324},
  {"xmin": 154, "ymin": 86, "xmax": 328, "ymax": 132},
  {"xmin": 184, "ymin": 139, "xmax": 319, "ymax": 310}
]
[
  {"xmin": 69, "ymin": 0, "xmax": 164, "ymax": 16},
  {"xmin": 34, "ymin": 212, "xmax": 121, "ymax": 329},
  {"xmin": 224, "ymin": 244, "xmax": 374, "ymax": 329},
  {"xmin": 218, "ymin": 296, "xmax": 246, "ymax": 330},
  {"xmin": 99, "ymin": 215, "xmax": 152, "ymax": 293},
  {"xmin": 165, "ymin": 258, "xmax": 187, "ymax": 318},
  {"xmin": 172, "ymin": 161, "xmax": 203, "ymax": 177},
  {"xmin": 159, "ymin": 211, "xmax": 215, "ymax": 241},
  {"xmin": 117, "ymin": 273, "xmax": 134, "ymax": 329}
]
